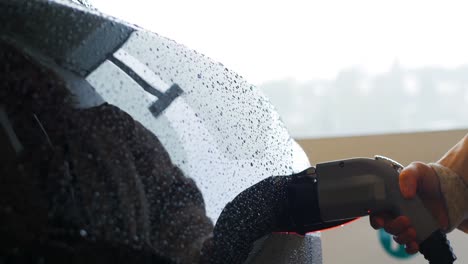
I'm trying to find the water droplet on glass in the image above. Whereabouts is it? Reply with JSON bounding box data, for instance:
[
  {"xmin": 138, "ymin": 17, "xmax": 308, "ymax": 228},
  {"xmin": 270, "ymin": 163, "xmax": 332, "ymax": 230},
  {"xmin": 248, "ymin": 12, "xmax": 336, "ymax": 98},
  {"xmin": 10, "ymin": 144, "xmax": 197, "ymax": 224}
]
[{"xmin": 79, "ymin": 229, "xmax": 88, "ymax": 237}]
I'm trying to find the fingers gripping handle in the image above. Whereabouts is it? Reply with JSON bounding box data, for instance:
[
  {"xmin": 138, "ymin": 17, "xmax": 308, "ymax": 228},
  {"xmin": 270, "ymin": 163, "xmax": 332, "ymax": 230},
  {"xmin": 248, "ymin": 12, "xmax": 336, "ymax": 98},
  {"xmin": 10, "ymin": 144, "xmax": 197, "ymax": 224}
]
[
  {"xmin": 316, "ymin": 157, "xmax": 455, "ymax": 263},
  {"xmin": 396, "ymin": 192, "xmax": 439, "ymax": 243},
  {"xmin": 316, "ymin": 157, "xmax": 439, "ymax": 241},
  {"xmin": 372, "ymin": 156, "xmax": 439, "ymax": 243},
  {"xmin": 380, "ymin": 158, "xmax": 456, "ymax": 263}
]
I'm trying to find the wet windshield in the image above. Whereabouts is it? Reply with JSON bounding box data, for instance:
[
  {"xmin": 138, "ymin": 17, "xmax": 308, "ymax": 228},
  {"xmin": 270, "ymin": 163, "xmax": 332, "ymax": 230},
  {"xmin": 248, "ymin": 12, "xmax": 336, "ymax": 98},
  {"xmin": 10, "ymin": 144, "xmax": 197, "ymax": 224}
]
[
  {"xmin": 86, "ymin": 30, "xmax": 310, "ymax": 219},
  {"xmin": 0, "ymin": 0, "xmax": 314, "ymax": 263}
]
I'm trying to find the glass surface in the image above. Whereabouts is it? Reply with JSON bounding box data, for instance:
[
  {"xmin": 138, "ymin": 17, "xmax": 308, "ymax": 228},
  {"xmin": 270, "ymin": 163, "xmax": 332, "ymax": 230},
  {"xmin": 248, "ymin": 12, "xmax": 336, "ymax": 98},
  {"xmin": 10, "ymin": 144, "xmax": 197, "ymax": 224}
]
[
  {"xmin": 0, "ymin": 1, "xmax": 313, "ymax": 263},
  {"xmin": 85, "ymin": 30, "xmax": 310, "ymax": 219},
  {"xmin": 90, "ymin": 0, "xmax": 468, "ymax": 138}
]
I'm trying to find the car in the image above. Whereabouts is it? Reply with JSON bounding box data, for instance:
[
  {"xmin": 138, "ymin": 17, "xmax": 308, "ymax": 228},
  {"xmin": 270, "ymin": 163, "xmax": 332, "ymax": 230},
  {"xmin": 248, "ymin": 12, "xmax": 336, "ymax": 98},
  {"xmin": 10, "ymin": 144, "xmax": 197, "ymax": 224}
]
[{"xmin": 0, "ymin": 0, "xmax": 320, "ymax": 263}]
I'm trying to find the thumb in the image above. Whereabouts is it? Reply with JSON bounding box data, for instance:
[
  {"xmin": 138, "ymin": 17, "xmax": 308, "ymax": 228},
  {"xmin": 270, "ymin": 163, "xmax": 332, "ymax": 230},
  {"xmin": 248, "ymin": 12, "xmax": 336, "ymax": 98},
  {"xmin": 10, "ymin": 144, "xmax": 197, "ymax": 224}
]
[{"xmin": 399, "ymin": 162, "xmax": 425, "ymax": 199}]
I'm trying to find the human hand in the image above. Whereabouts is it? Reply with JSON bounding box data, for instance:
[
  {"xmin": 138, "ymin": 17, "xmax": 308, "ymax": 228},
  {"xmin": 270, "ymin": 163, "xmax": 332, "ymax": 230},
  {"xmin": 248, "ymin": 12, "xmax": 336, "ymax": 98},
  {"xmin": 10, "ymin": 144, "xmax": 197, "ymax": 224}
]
[{"xmin": 369, "ymin": 162, "xmax": 449, "ymax": 254}]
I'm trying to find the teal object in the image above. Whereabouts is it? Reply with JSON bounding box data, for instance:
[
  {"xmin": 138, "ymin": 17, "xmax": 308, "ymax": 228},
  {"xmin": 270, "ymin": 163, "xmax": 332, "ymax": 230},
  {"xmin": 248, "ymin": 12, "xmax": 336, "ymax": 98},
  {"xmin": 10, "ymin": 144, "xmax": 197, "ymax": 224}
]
[{"xmin": 379, "ymin": 229, "xmax": 415, "ymax": 259}]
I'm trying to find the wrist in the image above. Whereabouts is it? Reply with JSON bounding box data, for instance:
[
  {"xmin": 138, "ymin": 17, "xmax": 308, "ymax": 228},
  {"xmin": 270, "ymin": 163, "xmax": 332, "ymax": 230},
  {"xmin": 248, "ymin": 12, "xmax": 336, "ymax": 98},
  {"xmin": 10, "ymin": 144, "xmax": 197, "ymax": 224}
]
[
  {"xmin": 438, "ymin": 134, "xmax": 468, "ymax": 186},
  {"xmin": 429, "ymin": 163, "xmax": 468, "ymax": 232}
]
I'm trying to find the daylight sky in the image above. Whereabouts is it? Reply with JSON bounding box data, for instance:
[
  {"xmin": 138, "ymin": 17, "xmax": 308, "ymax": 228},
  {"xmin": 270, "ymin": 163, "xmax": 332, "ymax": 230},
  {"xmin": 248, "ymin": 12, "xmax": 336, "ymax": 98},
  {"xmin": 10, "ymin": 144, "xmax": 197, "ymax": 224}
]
[{"xmin": 90, "ymin": 0, "xmax": 468, "ymax": 85}]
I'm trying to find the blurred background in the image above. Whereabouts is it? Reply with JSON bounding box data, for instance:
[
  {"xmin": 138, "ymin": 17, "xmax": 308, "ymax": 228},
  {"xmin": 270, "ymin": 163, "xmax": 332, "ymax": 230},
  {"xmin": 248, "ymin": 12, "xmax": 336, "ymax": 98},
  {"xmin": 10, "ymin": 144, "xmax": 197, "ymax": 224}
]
[{"xmin": 87, "ymin": 0, "xmax": 468, "ymax": 262}]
